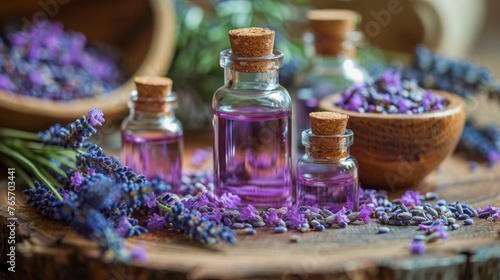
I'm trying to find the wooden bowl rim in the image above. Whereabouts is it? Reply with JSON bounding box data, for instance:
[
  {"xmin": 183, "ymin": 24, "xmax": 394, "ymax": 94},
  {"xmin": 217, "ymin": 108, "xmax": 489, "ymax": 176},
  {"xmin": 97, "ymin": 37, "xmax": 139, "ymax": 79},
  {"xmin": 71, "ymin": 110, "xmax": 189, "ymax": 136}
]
[
  {"xmin": 319, "ymin": 90, "xmax": 465, "ymax": 120},
  {"xmin": 0, "ymin": 0, "xmax": 175, "ymax": 119}
]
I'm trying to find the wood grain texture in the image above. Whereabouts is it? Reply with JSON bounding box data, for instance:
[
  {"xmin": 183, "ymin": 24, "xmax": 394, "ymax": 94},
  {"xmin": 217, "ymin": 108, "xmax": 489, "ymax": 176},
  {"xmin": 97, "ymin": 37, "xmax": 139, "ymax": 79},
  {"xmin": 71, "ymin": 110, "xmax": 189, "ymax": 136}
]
[
  {"xmin": 1, "ymin": 133, "xmax": 500, "ymax": 280},
  {"xmin": 320, "ymin": 91, "xmax": 467, "ymax": 189}
]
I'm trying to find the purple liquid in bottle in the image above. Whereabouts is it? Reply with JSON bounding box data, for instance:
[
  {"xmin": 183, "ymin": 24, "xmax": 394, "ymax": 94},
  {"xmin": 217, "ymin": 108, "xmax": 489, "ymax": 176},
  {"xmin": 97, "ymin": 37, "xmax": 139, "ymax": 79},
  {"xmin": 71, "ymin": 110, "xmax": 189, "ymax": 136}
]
[
  {"xmin": 297, "ymin": 176, "xmax": 357, "ymax": 212},
  {"xmin": 121, "ymin": 132, "xmax": 183, "ymax": 189},
  {"xmin": 213, "ymin": 108, "xmax": 292, "ymax": 207}
]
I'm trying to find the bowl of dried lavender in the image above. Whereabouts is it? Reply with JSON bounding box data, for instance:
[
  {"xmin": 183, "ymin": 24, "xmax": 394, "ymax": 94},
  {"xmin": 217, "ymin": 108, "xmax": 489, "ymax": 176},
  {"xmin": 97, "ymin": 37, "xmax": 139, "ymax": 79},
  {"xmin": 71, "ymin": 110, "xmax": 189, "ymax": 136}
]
[
  {"xmin": 0, "ymin": 0, "xmax": 175, "ymax": 131},
  {"xmin": 320, "ymin": 70, "xmax": 466, "ymax": 189}
]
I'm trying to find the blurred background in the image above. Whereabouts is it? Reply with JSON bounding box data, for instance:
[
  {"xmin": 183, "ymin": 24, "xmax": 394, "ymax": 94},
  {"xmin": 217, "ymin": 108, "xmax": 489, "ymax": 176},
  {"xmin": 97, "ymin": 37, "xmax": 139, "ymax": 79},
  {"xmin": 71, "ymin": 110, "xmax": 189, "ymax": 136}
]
[
  {"xmin": 0, "ymin": 0, "xmax": 499, "ymax": 163},
  {"xmin": 169, "ymin": 0, "xmax": 500, "ymax": 130}
]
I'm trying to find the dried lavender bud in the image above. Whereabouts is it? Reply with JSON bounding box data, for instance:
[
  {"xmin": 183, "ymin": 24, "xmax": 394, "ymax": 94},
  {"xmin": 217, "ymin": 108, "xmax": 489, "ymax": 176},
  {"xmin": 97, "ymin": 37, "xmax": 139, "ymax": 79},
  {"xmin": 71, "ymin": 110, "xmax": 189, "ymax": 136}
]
[
  {"xmin": 402, "ymin": 45, "xmax": 493, "ymax": 100},
  {"xmin": 274, "ymin": 226, "xmax": 287, "ymax": 233},
  {"xmin": 252, "ymin": 221, "xmax": 266, "ymax": 228},
  {"xmin": 464, "ymin": 219, "xmax": 474, "ymax": 225},
  {"xmin": 396, "ymin": 212, "xmax": 413, "ymax": 221},
  {"xmin": 425, "ymin": 192, "xmax": 439, "ymax": 200},
  {"xmin": 378, "ymin": 226, "xmax": 390, "ymax": 234},
  {"xmin": 239, "ymin": 228, "xmax": 256, "ymax": 235},
  {"xmin": 0, "ymin": 21, "xmax": 124, "ymax": 101},
  {"xmin": 314, "ymin": 224, "xmax": 325, "ymax": 231},
  {"xmin": 479, "ymin": 212, "xmax": 491, "ymax": 219},
  {"xmin": 449, "ymin": 224, "xmax": 459, "ymax": 231},
  {"xmin": 335, "ymin": 70, "xmax": 447, "ymax": 114},
  {"xmin": 289, "ymin": 235, "xmax": 301, "ymax": 243},
  {"xmin": 458, "ymin": 214, "xmax": 470, "ymax": 220},
  {"xmin": 232, "ymin": 223, "xmax": 245, "ymax": 229}
]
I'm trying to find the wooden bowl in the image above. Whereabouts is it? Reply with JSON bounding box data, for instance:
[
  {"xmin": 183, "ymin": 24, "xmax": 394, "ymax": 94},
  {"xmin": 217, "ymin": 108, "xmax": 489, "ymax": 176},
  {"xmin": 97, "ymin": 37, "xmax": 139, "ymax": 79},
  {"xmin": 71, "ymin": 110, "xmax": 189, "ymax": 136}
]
[
  {"xmin": 0, "ymin": 0, "xmax": 175, "ymax": 131},
  {"xmin": 320, "ymin": 91, "xmax": 466, "ymax": 189}
]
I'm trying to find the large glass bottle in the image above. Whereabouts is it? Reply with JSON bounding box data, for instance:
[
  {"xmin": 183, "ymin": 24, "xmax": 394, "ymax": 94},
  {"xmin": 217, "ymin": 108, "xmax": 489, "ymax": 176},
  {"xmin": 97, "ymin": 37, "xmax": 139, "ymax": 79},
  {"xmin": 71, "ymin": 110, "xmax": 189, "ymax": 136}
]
[
  {"xmin": 296, "ymin": 128, "xmax": 359, "ymax": 212},
  {"xmin": 213, "ymin": 27, "xmax": 292, "ymax": 207},
  {"xmin": 121, "ymin": 77, "xmax": 183, "ymax": 190},
  {"xmin": 295, "ymin": 9, "xmax": 370, "ymax": 154}
]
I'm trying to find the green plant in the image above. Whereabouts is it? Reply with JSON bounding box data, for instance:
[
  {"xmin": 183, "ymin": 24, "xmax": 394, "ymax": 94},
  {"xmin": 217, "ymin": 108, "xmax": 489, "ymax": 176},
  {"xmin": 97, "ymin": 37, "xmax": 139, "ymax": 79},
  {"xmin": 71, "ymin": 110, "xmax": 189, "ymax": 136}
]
[{"xmin": 170, "ymin": 0, "xmax": 309, "ymax": 103}]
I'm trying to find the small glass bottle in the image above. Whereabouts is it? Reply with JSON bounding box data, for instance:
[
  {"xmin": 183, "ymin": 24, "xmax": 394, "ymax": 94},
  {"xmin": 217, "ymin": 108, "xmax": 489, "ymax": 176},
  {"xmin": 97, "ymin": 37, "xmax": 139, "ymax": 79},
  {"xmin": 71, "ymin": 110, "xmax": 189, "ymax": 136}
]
[
  {"xmin": 296, "ymin": 112, "xmax": 359, "ymax": 212},
  {"xmin": 294, "ymin": 9, "xmax": 370, "ymax": 154},
  {"xmin": 121, "ymin": 77, "xmax": 183, "ymax": 190},
  {"xmin": 213, "ymin": 27, "xmax": 292, "ymax": 207}
]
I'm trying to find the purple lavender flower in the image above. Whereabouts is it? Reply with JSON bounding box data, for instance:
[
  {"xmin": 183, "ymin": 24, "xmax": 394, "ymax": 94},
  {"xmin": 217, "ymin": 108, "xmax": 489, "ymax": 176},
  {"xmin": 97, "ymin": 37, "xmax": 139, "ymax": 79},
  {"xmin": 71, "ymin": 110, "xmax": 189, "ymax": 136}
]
[
  {"xmin": 337, "ymin": 68, "xmax": 447, "ymax": 114},
  {"xmin": 145, "ymin": 193, "xmax": 157, "ymax": 208},
  {"xmin": 28, "ymin": 71, "xmax": 44, "ymax": 86},
  {"xmin": 263, "ymin": 209, "xmax": 280, "ymax": 225},
  {"xmin": 130, "ymin": 244, "xmax": 148, "ymax": 263},
  {"xmin": 285, "ymin": 205, "xmax": 305, "ymax": 230},
  {"xmin": 165, "ymin": 202, "xmax": 236, "ymax": 244},
  {"xmin": 367, "ymin": 190, "xmax": 378, "ymax": 207},
  {"xmin": 78, "ymin": 173, "xmax": 121, "ymax": 210},
  {"xmin": 220, "ymin": 192, "xmax": 241, "ymax": 209},
  {"xmin": 240, "ymin": 204, "xmax": 259, "ymax": 221},
  {"xmin": 70, "ymin": 171, "xmax": 85, "ymax": 191},
  {"xmin": 434, "ymin": 224, "xmax": 449, "ymax": 240},
  {"xmin": 336, "ymin": 207, "xmax": 350, "ymax": 225},
  {"xmin": 144, "ymin": 213, "xmax": 167, "ymax": 230},
  {"xmin": 23, "ymin": 181, "xmax": 67, "ymax": 220},
  {"xmin": 115, "ymin": 216, "xmax": 131, "ymax": 237},
  {"xmin": 357, "ymin": 205, "xmax": 372, "ymax": 224},
  {"xmin": 401, "ymin": 190, "xmax": 421, "ymax": 206},
  {"xmin": 2, "ymin": 21, "xmax": 123, "ymax": 101},
  {"xmin": 184, "ymin": 193, "xmax": 214, "ymax": 209},
  {"xmin": 344, "ymin": 94, "xmax": 363, "ymax": 111},
  {"xmin": 190, "ymin": 148, "xmax": 211, "ymax": 167},
  {"xmin": 88, "ymin": 108, "xmax": 105, "ymax": 127},
  {"xmin": 379, "ymin": 69, "xmax": 402, "ymax": 88},
  {"xmin": 201, "ymin": 210, "xmax": 223, "ymax": 223},
  {"xmin": 397, "ymin": 99, "xmax": 409, "ymax": 113},
  {"xmin": 0, "ymin": 74, "xmax": 15, "ymax": 92},
  {"xmin": 409, "ymin": 240, "xmax": 426, "ymax": 254},
  {"xmin": 39, "ymin": 115, "xmax": 98, "ymax": 148},
  {"xmin": 418, "ymin": 224, "xmax": 430, "ymax": 232},
  {"xmin": 477, "ymin": 205, "xmax": 500, "ymax": 220}
]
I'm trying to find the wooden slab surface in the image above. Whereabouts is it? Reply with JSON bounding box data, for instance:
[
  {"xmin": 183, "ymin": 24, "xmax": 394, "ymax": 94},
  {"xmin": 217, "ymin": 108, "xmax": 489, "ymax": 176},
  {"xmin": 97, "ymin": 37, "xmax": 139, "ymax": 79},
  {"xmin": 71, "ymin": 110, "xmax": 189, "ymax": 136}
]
[{"xmin": 1, "ymin": 131, "xmax": 500, "ymax": 280}]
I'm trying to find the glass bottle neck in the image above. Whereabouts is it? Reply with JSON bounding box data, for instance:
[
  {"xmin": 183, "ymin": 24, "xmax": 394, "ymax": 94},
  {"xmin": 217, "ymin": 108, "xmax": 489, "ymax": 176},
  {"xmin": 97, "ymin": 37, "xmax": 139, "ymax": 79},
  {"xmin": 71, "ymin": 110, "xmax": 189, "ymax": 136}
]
[
  {"xmin": 305, "ymin": 146, "xmax": 350, "ymax": 161},
  {"xmin": 224, "ymin": 69, "xmax": 280, "ymax": 90},
  {"xmin": 301, "ymin": 129, "xmax": 354, "ymax": 161},
  {"xmin": 128, "ymin": 106, "xmax": 176, "ymax": 119},
  {"xmin": 127, "ymin": 91, "xmax": 178, "ymax": 120}
]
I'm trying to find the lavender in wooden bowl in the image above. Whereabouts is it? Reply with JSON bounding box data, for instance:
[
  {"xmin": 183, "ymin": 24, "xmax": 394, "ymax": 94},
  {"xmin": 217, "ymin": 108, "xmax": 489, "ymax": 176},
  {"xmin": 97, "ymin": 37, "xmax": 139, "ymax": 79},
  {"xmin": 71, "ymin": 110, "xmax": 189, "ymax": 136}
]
[
  {"xmin": 320, "ymin": 70, "xmax": 466, "ymax": 189},
  {"xmin": 0, "ymin": 0, "xmax": 175, "ymax": 131}
]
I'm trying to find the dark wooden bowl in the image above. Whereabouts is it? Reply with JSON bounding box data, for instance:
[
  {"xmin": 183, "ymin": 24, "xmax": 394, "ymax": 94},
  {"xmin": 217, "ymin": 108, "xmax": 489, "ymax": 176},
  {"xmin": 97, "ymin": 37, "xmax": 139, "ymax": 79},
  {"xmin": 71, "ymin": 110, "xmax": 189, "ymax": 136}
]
[
  {"xmin": 0, "ymin": 0, "xmax": 175, "ymax": 131},
  {"xmin": 320, "ymin": 91, "xmax": 466, "ymax": 189}
]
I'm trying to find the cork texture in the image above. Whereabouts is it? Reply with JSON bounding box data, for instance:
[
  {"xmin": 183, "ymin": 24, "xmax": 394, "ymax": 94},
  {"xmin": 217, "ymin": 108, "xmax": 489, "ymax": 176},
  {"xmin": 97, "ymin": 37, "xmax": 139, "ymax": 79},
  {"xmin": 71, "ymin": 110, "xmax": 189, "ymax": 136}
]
[
  {"xmin": 309, "ymin": 111, "xmax": 349, "ymax": 159},
  {"xmin": 310, "ymin": 111, "xmax": 348, "ymax": 135},
  {"xmin": 228, "ymin": 27, "xmax": 275, "ymax": 72},
  {"xmin": 134, "ymin": 76, "xmax": 173, "ymax": 99},
  {"xmin": 307, "ymin": 9, "xmax": 358, "ymax": 56},
  {"xmin": 134, "ymin": 76, "xmax": 173, "ymax": 113},
  {"xmin": 229, "ymin": 27, "xmax": 274, "ymax": 57}
]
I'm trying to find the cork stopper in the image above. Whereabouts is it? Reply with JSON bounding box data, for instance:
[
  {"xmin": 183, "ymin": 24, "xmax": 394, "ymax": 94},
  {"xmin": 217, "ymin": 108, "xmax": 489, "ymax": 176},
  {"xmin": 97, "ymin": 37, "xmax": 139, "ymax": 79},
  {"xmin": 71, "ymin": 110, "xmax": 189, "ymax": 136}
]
[
  {"xmin": 307, "ymin": 9, "xmax": 358, "ymax": 56},
  {"xmin": 133, "ymin": 76, "xmax": 174, "ymax": 113},
  {"xmin": 309, "ymin": 111, "xmax": 349, "ymax": 159},
  {"xmin": 228, "ymin": 27, "xmax": 275, "ymax": 72}
]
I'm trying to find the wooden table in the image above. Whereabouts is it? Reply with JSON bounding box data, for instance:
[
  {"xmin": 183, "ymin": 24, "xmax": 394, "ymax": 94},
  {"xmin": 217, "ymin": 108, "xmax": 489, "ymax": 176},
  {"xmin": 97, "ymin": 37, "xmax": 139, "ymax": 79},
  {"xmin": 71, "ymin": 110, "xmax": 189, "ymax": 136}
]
[{"xmin": 1, "ymin": 131, "xmax": 500, "ymax": 280}]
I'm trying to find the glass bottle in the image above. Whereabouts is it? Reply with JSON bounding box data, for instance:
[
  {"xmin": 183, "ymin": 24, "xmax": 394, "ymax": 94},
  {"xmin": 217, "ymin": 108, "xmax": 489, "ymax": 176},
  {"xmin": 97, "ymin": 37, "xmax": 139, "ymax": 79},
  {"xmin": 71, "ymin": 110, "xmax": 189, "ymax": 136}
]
[
  {"xmin": 294, "ymin": 9, "xmax": 370, "ymax": 154},
  {"xmin": 121, "ymin": 77, "xmax": 183, "ymax": 190},
  {"xmin": 296, "ymin": 128, "xmax": 359, "ymax": 212},
  {"xmin": 213, "ymin": 27, "xmax": 292, "ymax": 207}
]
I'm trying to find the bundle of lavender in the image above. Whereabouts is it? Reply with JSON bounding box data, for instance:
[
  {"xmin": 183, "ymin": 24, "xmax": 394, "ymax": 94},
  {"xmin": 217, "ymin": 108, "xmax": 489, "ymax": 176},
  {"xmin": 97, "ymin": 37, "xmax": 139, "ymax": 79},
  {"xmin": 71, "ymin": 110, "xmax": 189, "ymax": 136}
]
[
  {"xmin": 2, "ymin": 108, "xmax": 499, "ymax": 262},
  {"xmin": 0, "ymin": 109, "xmax": 236, "ymax": 262}
]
